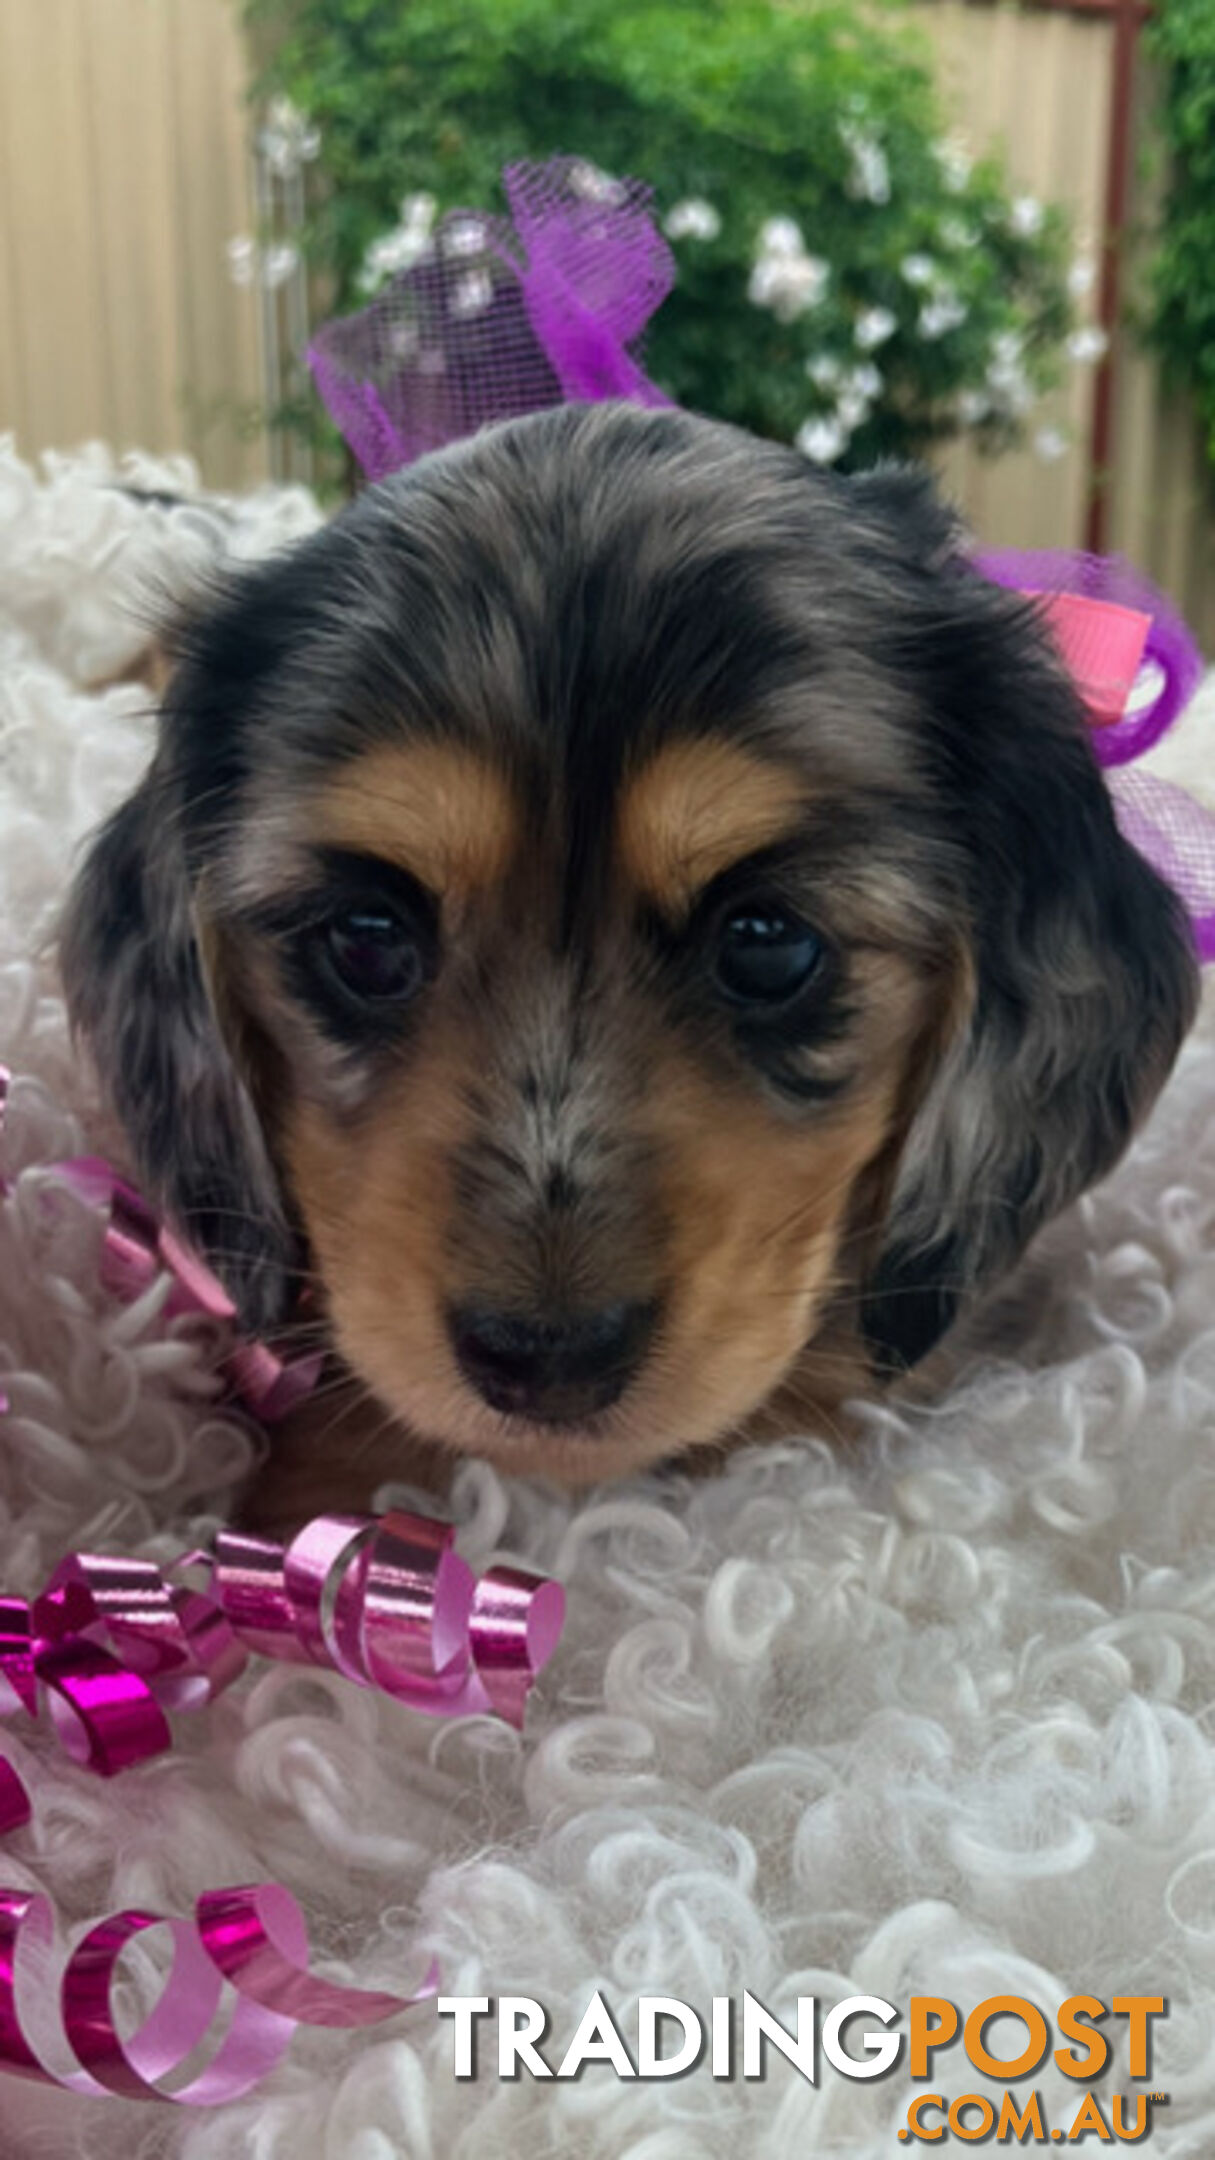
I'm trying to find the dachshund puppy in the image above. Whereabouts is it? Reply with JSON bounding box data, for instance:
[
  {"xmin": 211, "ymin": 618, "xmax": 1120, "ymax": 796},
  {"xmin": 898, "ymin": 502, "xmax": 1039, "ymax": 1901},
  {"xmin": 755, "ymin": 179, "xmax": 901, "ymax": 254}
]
[{"xmin": 61, "ymin": 403, "xmax": 1198, "ymax": 1509}]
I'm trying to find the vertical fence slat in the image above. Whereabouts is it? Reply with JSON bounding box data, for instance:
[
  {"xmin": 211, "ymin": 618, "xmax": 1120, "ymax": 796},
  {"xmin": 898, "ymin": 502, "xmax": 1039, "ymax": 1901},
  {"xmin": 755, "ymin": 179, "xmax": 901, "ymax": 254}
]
[
  {"xmin": 914, "ymin": 0, "xmax": 1111, "ymax": 553},
  {"xmin": 0, "ymin": 7, "xmax": 29, "ymax": 437},
  {"xmin": 169, "ymin": 0, "xmax": 265, "ymax": 488},
  {"xmin": 0, "ymin": 0, "xmax": 107, "ymax": 455}
]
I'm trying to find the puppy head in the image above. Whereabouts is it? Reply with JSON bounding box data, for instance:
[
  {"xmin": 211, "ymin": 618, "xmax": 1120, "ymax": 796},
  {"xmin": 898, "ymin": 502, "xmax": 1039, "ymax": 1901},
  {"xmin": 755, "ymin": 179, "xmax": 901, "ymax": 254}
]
[{"xmin": 61, "ymin": 406, "xmax": 1198, "ymax": 1479}]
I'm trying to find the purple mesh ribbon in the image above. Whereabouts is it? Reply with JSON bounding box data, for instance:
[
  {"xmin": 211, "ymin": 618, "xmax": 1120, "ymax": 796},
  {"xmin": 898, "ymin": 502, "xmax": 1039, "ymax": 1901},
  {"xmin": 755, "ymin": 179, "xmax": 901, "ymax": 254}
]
[{"xmin": 308, "ymin": 157, "xmax": 674, "ymax": 480}]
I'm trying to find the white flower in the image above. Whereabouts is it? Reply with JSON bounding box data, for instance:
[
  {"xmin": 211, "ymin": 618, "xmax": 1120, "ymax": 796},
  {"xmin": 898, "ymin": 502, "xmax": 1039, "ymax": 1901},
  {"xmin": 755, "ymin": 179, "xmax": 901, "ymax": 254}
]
[
  {"xmin": 811, "ymin": 365, "xmax": 882, "ymax": 434},
  {"xmin": 854, "ymin": 305, "xmax": 897, "ymax": 351},
  {"xmin": 358, "ymin": 238, "xmax": 404, "ymax": 293},
  {"xmin": 750, "ymin": 217, "xmax": 830, "ymax": 320},
  {"xmin": 357, "ymin": 195, "xmax": 438, "ymax": 295},
  {"xmin": 664, "ymin": 198, "xmax": 722, "ymax": 242},
  {"xmin": 805, "ymin": 354, "xmax": 843, "ymax": 389},
  {"xmin": 359, "ymin": 235, "xmax": 413, "ymax": 294},
  {"xmin": 1067, "ymin": 253, "xmax": 1096, "ymax": 299},
  {"xmin": 261, "ymin": 96, "xmax": 322, "ymax": 177},
  {"xmin": 845, "ymin": 362, "xmax": 883, "ymax": 401},
  {"xmin": 1034, "ymin": 426, "xmax": 1068, "ymax": 462},
  {"xmin": 450, "ymin": 267, "xmax": 494, "ymax": 318},
  {"xmin": 1067, "ymin": 325, "xmax": 1109, "ymax": 364},
  {"xmin": 758, "ymin": 216, "xmax": 805, "ymax": 259},
  {"xmin": 1009, "ymin": 194, "xmax": 1045, "ymax": 239},
  {"xmin": 957, "ymin": 389, "xmax": 991, "ymax": 426},
  {"xmin": 387, "ymin": 322, "xmax": 421, "ymax": 363},
  {"xmin": 749, "ymin": 251, "xmax": 829, "ymax": 322},
  {"xmin": 227, "ymin": 235, "xmax": 301, "ymax": 293},
  {"xmin": 840, "ymin": 122, "xmax": 891, "ymax": 207},
  {"xmin": 918, "ymin": 291, "xmax": 968, "ymax": 339},
  {"xmin": 442, "ymin": 215, "xmax": 488, "ymax": 258},
  {"xmin": 796, "ymin": 416, "xmax": 849, "ymax": 464},
  {"xmin": 985, "ymin": 328, "xmax": 1034, "ymax": 415},
  {"xmin": 567, "ymin": 159, "xmax": 626, "ymax": 204},
  {"xmin": 985, "ymin": 355, "xmax": 1035, "ymax": 418},
  {"xmin": 934, "ymin": 137, "xmax": 973, "ymax": 192},
  {"xmin": 900, "ymin": 253, "xmax": 937, "ymax": 289},
  {"xmin": 226, "ymin": 235, "xmax": 258, "ymax": 288},
  {"xmin": 262, "ymin": 242, "xmax": 300, "ymax": 290}
]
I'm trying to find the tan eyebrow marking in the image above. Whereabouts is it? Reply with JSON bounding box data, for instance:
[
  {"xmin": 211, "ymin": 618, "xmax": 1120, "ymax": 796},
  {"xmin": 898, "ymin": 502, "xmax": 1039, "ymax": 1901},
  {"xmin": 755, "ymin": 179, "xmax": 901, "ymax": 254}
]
[
  {"xmin": 615, "ymin": 738, "xmax": 810, "ymax": 914},
  {"xmin": 303, "ymin": 740, "xmax": 518, "ymax": 895}
]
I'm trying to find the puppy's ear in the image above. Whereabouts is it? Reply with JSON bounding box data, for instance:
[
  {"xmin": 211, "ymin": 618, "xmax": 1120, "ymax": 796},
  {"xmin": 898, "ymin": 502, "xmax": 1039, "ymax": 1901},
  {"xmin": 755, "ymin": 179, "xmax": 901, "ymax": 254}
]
[
  {"xmin": 60, "ymin": 759, "xmax": 297, "ymax": 1332},
  {"xmin": 857, "ymin": 518, "xmax": 1199, "ymax": 1373}
]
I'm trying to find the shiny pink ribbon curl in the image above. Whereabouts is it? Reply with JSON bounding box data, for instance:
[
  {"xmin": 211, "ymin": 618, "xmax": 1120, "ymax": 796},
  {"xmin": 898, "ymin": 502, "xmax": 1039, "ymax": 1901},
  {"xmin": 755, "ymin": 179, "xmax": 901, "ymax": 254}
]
[
  {"xmin": 0, "ymin": 1064, "xmax": 320, "ymax": 1421},
  {"xmin": 0, "ymin": 1066, "xmax": 565, "ymax": 2103},
  {"xmin": 0, "ymin": 1510, "xmax": 564, "ymax": 1781},
  {"xmin": 0, "ymin": 1513, "xmax": 561, "ymax": 2098},
  {"xmin": 0, "ymin": 1880, "xmax": 439, "ymax": 2102},
  {"xmin": 19, "ymin": 1147, "xmax": 323, "ymax": 1423}
]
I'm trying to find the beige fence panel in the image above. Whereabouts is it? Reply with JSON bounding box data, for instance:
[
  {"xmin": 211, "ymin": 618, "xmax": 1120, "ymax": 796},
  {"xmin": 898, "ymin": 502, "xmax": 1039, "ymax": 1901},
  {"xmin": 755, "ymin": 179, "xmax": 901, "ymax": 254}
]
[
  {"xmin": 915, "ymin": 0, "xmax": 1111, "ymax": 557},
  {"xmin": 0, "ymin": 0, "xmax": 266, "ymax": 489},
  {"xmin": 914, "ymin": 0, "xmax": 1213, "ymax": 650}
]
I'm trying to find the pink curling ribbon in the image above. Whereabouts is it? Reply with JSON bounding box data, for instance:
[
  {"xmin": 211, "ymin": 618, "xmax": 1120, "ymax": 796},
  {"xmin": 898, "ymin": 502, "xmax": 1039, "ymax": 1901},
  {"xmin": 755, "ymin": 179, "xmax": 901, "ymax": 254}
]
[
  {"xmin": 0, "ymin": 1506, "xmax": 564, "ymax": 1782},
  {"xmin": 27, "ymin": 1151, "xmax": 322, "ymax": 1423},
  {"xmin": 0, "ymin": 1881, "xmax": 436, "ymax": 2102},
  {"xmin": 0, "ymin": 1065, "xmax": 321, "ymax": 1422},
  {"xmin": 0, "ymin": 1068, "xmax": 566, "ymax": 2102},
  {"xmin": 0, "ymin": 1512, "xmax": 562, "ymax": 2099}
]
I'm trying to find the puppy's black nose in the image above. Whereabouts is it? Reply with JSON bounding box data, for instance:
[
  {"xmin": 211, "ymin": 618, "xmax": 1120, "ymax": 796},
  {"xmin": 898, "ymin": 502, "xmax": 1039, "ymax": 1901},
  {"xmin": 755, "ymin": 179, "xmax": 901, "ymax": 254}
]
[{"xmin": 449, "ymin": 1299, "xmax": 657, "ymax": 1422}]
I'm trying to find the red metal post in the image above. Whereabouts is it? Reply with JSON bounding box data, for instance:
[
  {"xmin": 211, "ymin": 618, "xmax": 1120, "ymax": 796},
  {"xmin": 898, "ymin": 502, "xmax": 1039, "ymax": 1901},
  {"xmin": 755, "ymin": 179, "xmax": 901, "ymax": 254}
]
[{"xmin": 1084, "ymin": 0, "xmax": 1146, "ymax": 553}]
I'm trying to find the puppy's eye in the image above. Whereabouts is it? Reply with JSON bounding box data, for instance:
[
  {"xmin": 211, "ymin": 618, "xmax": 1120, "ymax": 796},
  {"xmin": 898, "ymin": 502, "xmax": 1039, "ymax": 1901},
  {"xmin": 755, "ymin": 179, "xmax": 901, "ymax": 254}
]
[
  {"xmin": 323, "ymin": 908, "xmax": 423, "ymax": 1004},
  {"xmin": 713, "ymin": 906, "xmax": 825, "ymax": 1004}
]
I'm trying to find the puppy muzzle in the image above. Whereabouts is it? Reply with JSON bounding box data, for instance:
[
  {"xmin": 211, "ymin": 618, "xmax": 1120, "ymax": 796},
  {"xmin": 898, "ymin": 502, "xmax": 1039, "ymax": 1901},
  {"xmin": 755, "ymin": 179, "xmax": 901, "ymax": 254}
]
[{"xmin": 448, "ymin": 1297, "xmax": 659, "ymax": 1422}]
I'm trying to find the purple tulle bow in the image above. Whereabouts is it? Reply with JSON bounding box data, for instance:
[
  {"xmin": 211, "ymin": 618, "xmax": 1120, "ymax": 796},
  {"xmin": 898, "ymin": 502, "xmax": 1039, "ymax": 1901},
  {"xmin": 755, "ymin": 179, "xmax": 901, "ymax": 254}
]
[{"xmin": 309, "ymin": 156, "xmax": 674, "ymax": 478}]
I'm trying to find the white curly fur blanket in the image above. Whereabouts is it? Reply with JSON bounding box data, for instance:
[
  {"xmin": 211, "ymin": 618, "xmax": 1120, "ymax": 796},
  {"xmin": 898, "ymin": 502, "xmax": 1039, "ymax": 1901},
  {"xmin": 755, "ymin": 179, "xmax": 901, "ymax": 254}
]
[{"xmin": 1, "ymin": 438, "xmax": 1214, "ymax": 2159}]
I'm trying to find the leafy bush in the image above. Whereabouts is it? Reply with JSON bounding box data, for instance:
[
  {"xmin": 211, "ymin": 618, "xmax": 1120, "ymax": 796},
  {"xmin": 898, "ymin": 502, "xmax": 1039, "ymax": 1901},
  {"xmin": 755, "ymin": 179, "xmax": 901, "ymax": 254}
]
[
  {"xmin": 1148, "ymin": 0, "xmax": 1215, "ymax": 475},
  {"xmin": 246, "ymin": 0, "xmax": 1074, "ymax": 471}
]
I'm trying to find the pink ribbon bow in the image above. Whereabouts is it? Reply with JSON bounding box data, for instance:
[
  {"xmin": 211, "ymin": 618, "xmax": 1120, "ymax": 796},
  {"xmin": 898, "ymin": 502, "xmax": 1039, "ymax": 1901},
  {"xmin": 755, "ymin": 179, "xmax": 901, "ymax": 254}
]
[{"xmin": 979, "ymin": 548, "xmax": 1214, "ymax": 963}]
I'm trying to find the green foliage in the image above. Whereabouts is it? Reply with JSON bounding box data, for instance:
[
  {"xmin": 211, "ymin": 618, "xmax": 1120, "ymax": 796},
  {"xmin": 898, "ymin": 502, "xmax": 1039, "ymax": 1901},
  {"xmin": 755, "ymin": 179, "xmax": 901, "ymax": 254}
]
[
  {"xmin": 246, "ymin": 0, "xmax": 1072, "ymax": 470},
  {"xmin": 1148, "ymin": 0, "xmax": 1215, "ymax": 473}
]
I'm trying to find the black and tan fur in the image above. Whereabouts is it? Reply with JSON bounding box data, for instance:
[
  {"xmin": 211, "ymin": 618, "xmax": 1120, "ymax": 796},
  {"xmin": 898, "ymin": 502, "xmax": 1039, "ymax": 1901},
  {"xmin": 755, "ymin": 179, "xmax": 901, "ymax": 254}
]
[{"xmin": 60, "ymin": 404, "xmax": 1199, "ymax": 1514}]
